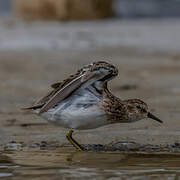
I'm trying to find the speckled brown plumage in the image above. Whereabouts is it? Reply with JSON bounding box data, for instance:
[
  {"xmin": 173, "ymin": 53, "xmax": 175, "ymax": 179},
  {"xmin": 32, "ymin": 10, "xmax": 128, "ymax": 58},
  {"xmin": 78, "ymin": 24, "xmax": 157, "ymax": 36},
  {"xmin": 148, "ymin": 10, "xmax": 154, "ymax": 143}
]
[
  {"xmin": 23, "ymin": 61, "xmax": 162, "ymax": 151},
  {"xmin": 26, "ymin": 61, "xmax": 118, "ymax": 110},
  {"xmin": 24, "ymin": 61, "xmax": 162, "ymax": 125}
]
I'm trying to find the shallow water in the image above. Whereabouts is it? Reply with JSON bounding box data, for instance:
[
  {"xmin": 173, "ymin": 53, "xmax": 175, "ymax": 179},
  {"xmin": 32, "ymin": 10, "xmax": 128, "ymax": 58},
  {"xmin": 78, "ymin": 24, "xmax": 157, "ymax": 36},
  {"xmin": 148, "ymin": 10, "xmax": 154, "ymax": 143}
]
[{"xmin": 1, "ymin": 148, "xmax": 180, "ymax": 180}]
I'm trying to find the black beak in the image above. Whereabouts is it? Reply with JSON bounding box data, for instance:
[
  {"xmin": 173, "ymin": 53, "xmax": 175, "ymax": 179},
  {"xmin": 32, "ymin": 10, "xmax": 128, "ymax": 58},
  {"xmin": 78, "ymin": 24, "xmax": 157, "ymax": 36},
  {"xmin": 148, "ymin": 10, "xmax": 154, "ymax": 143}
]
[{"xmin": 147, "ymin": 112, "xmax": 163, "ymax": 123}]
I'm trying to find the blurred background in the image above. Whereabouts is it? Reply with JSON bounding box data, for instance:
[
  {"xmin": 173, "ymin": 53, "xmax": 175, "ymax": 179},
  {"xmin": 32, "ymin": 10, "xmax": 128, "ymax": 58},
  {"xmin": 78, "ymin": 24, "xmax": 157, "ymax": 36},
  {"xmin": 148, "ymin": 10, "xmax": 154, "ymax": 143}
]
[
  {"xmin": 0, "ymin": 0, "xmax": 180, "ymax": 147},
  {"xmin": 2, "ymin": 0, "xmax": 180, "ymax": 18},
  {"xmin": 1, "ymin": 1, "xmax": 180, "ymax": 178}
]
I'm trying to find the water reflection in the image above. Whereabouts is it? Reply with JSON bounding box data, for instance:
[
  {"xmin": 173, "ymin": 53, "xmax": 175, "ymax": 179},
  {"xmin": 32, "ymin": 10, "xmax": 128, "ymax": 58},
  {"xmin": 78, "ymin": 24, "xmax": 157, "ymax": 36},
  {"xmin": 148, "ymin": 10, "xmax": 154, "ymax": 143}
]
[
  {"xmin": 0, "ymin": 153, "xmax": 14, "ymax": 179},
  {"xmin": 1, "ymin": 149, "xmax": 180, "ymax": 179}
]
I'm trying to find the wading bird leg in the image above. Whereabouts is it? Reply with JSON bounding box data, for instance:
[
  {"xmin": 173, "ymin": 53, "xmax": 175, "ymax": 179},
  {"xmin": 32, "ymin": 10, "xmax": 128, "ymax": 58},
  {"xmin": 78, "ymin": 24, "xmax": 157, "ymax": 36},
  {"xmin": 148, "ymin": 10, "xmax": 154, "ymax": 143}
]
[{"xmin": 66, "ymin": 130, "xmax": 84, "ymax": 151}]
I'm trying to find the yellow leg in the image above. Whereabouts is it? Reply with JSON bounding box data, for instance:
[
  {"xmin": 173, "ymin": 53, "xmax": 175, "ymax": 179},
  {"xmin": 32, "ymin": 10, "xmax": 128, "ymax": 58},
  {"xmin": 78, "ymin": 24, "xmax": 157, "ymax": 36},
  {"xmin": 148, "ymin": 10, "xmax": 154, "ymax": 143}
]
[{"xmin": 66, "ymin": 130, "xmax": 84, "ymax": 151}]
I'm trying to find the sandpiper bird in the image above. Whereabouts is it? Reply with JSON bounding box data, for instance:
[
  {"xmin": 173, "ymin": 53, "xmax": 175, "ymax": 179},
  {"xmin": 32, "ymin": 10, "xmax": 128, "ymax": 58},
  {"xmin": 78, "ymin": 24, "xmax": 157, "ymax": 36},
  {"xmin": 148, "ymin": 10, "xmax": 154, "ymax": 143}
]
[{"xmin": 24, "ymin": 61, "xmax": 162, "ymax": 151}]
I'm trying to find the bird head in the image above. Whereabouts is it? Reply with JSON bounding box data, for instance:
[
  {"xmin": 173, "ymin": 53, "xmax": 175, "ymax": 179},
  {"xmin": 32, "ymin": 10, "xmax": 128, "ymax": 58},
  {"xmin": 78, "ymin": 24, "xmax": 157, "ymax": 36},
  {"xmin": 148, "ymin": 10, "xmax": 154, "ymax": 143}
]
[{"xmin": 124, "ymin": 99, "xmax": 163, "ymax": 123}]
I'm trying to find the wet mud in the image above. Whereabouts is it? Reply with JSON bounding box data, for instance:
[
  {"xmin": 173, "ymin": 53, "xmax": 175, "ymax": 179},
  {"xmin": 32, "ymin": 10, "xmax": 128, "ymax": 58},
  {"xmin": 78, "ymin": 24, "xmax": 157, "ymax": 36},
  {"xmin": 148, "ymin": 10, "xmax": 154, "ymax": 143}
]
[
  {"xmin": 1, "ymin": 19, "xmax": 180, "ymax": 179},
  {"xmin": 2, "ymin": 141, "xmax": 180, "ymax": 152},
  {"xmin": 1, "ymin": 49, "xmax": 180, "ymax": 147}
]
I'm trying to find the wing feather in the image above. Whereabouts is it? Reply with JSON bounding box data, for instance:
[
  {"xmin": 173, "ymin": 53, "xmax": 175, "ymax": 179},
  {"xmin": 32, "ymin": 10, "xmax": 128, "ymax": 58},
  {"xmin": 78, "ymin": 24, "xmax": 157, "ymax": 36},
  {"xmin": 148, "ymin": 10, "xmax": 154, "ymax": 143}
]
[
  {"xmin": 23, "ymin": 72, "xmax": 81, "ymax": 110},
  {"xmin": 23, "ymin": 61, "xmax": 117, "ymax": 112},
  {"xmin": 39, "ymin": 72, "xmax": 99, "ymax": 114},
  {"xmin": 39, "ymin": 74, "xmax": 84, "ymax": 114}
]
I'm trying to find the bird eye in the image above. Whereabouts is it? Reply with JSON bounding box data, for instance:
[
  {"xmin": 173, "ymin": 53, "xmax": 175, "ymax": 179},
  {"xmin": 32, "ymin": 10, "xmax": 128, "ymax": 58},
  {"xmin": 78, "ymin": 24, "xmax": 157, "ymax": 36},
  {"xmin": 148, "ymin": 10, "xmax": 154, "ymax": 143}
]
[{"xmin": 136, "ymin": 105, "xmax": 147, "ymax": 113}]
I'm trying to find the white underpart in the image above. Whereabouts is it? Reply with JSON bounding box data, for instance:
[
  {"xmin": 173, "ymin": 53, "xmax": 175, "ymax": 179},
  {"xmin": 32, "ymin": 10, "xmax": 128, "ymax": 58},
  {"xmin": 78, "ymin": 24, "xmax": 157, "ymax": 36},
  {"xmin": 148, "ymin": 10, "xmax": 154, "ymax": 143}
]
[{"xmin": 35, "ymin": 85, "xmax": 108, "ymax": 130}]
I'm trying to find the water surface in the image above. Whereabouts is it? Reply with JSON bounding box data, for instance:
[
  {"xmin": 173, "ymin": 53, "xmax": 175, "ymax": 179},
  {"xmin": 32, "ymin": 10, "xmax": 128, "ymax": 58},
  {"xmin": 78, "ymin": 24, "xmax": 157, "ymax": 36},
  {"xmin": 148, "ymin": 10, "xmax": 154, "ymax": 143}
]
[{"xmin": 1, "ymin": 148, "xmax": 180, "ymax": 179}]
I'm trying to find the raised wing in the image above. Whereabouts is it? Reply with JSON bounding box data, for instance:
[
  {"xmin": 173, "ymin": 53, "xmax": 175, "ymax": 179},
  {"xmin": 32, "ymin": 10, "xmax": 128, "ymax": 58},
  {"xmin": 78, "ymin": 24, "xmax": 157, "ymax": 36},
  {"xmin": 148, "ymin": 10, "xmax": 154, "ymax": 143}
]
[
  {"xmin": 23, "ymin": 70, "xmax": 82, "ymax": 111},
  {"xmin": 39, "ymin": 72, "xmax": 99, "ymax": 114},
  {"xmin": 23, "ymin": 61, "xmax": 118, "ymax": 113}
]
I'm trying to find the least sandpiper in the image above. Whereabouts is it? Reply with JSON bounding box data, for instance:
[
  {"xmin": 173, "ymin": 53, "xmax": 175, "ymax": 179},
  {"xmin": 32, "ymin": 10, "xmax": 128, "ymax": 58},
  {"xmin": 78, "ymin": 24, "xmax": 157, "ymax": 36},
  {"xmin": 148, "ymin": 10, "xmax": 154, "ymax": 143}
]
[{"xmin": 24, "ymin": 61, "xmax": 162, "ymax": 151}]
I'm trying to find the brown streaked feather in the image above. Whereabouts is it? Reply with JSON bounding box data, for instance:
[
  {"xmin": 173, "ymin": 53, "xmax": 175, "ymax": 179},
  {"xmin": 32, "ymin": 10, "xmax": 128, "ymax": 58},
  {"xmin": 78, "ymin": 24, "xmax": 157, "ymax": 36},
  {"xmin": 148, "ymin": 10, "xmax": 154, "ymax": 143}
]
[
  {"xmin": 21, "ymin": 104, "xmax": 44, "ymax": 110},
  {"xmin": 23, "ymin": 61, "xmax": 118, "ymax": 111},
  {"xmin": 39, "ymin": 74, "xmax": 85, "ymax": 114},
  {"xmin": 23, "ymin": 70, "xmax": 83, "ymax": 111},
  {"xmin": 39, "ymin": 72, "xmax": 103, "ymax": 114},
  {"xmin": 51, "ymin": 82, "xmax": 61, "ymax": 89},
  {"xmin": 34, "ymin": 71, "xmax": 83, "ymax": 106}
]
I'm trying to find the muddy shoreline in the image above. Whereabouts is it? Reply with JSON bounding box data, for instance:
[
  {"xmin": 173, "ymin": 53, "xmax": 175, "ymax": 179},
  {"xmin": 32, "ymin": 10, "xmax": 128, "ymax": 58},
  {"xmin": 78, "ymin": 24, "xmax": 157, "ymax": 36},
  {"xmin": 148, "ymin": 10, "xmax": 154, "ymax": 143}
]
[
  {"xmin": 0, "ymin": 48, "xmax": 180, "ymax": 151},
  {"xmin": 0, "ymin": 19, "xmax": 180, "ymax": 153}
]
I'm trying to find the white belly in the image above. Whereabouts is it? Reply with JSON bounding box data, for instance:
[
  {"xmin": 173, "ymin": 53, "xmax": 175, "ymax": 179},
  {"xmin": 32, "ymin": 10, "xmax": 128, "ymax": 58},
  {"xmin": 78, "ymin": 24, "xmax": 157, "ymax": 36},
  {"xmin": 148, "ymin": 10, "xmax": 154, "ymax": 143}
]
[
  {"xmin": 36, "ymin": 88, "xmax": 108, "ymax": 130},
  {"xmin": 39, "ymin": 104, "xmax": 107, "ymax": 130}
]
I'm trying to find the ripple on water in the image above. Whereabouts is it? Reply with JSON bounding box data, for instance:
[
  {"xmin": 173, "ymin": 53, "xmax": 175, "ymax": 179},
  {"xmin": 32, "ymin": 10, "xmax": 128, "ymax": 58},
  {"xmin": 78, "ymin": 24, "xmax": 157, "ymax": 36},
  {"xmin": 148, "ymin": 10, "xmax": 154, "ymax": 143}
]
[
  {"xmin": 1, "ymin": 149, "xmax": 180, "ymax": 179},
  {"xmin": 0, "ymin": 173, "xmax": 13, "ymax": 178}
]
